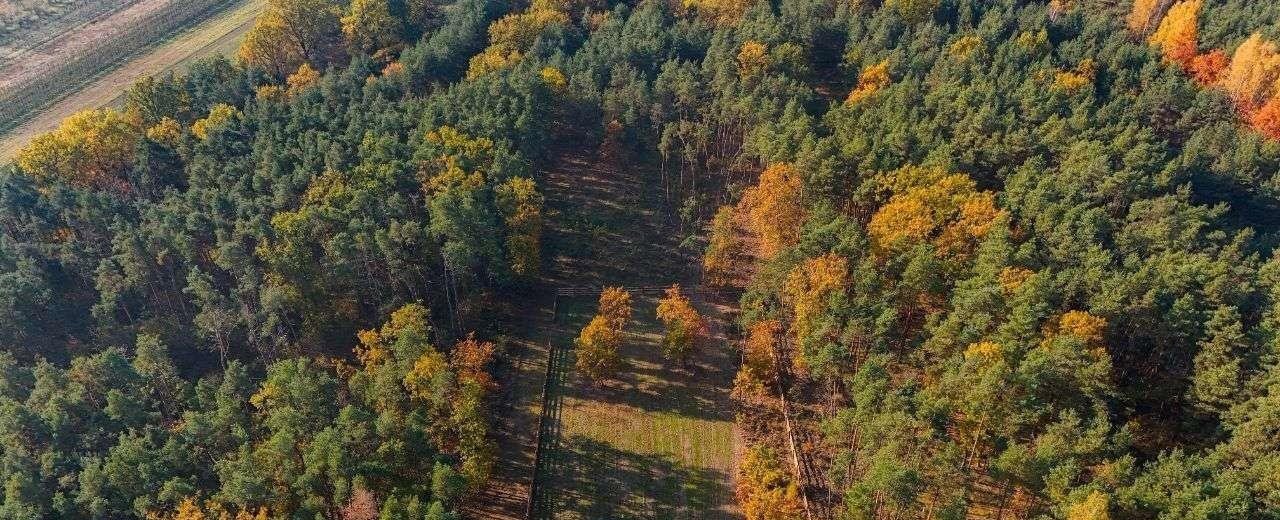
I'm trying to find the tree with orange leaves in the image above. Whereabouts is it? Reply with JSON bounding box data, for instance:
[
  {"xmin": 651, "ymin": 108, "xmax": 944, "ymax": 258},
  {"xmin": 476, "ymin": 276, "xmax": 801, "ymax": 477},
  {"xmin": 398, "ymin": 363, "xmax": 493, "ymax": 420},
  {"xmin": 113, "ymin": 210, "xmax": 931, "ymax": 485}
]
[
  {"xmin": 1251, "ymin": 95, "xmax": 1280, "ymax": 140},
  {"xmin": 733, "ymin": 320, "xmax": 780, "ymax": 398},
  {"xmin": 1189, "ymin": 49, "xmax": 1230, "ymax": 85},
  {"xmin": 1149, "ymin": 0, "xmax": 1202, "ymax": 70},
  {"xmin": 1220, "ymin": 33, "xmax": 1280, "ymax": 112},
  {"xmin": 598, "ymin": 286, "xmax": 633, "ymax": 329},
  {"xmin": 655, "ymin": 284, "xmax": 708, "ymax": 364},
  {"xmin": 738, "ymin": 163, "xmax": 806, "ymax": 259},
  {"xmin": 452, "ymin": 333, "xmax": 497, "ymax": 391},
  {"xmin": 703, "ymin": 205, "xmax": 743, "ymax": 287}
]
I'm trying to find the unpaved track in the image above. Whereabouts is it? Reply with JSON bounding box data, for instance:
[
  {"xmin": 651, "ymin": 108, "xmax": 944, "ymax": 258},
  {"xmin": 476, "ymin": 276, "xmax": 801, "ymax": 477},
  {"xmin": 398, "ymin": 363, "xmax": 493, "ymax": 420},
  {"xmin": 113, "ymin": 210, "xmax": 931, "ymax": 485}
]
[{"xmin": 0, "ymin": 0, "xmax": 263, "ymax": 159}]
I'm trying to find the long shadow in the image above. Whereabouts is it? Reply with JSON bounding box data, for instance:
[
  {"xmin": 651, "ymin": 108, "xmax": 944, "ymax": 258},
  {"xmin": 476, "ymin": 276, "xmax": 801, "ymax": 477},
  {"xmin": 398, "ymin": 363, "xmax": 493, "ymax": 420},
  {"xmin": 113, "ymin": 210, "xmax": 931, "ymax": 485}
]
[
  {"xmin": 530, "ymin": 145, "xmax": 741, "ymax": 518},
  {"xmin": 551, "ymin": 296, "xmax": 738, "ymax": 423},
  {"xmin": 530, "ymin": 338, "xmax": 570, "ymax": 520},
  {"xmin": 553, "ymin": 437, "xmax": 738, "ymax": 520}
]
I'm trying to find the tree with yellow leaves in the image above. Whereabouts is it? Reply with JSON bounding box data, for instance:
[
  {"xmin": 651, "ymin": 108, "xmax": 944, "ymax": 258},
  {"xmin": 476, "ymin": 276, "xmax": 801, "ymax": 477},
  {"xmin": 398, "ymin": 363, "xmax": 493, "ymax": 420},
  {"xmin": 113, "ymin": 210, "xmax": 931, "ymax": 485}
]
[
  {"xmin": 1149, "ymin": 0, "xmax": 1201, "ymax": 70},
  {"xmin": 733, "ymin": 320, "xmax": 780, "ymax": 398},
  {"xmin": 738, "ymin": 163, "xmax": 806, "ymax": 259},
  {"xmin": 495, "ymin": 177, "xmax": 544, "ymax": 278},
  {"xmin": 1220, "ymin": 33, "xmax": 1280, "ymax": 112},
  {"xmin": 191, "ymin": 104, "xmax": 239, "ymax": 141},
  {"xmin": 148, "ymin": 498, "xmax": 268, "ymax": 520},
  {"xmin": 575, "ymin": 314, "xmax": 623, "ymax": 383},
  {"xmin": 1127, "ymin": 0, "xmax": 1170, "ymax": 37},
  {"xmin": 736, "ymin": 444, "xmax": 804, "ymax": 520},
  {"xmin": 465, "ymin": 4, "xmax": 568, "ymax": 78},
  {"xmin": 598, "ymin": 286, "xmax": 633, "ymax": 329},
  {"xmin": 238, "ymin": 0, "xmax": 342, "ymax": 78},
  {"xmin": 682, "ymin": 0, "xmax": 756, "ymax": 27},
  {"xmin": 738, "ymin": 41, "xmax": 769, "ymax": 77},
  {"xmin": 866, "ymin": 165, "xmax": 1001, "ymax": 258},
  {"xmin": 285, "ymin": 63, "xmax": 321, "ymax": 96},
  {"xmin": 783, "ymin": 253, "xmax": 847, "ymax": 349},
  {"xmin": 655, "ymin": 284, "xmax": 708, "ymax": 364},
  {"xmin": 703, "ymin": 205, "xmax": 743, "ymax": 287},
  {"xmin": 341, "ymin": 0, "xmax": 402, "ymax": 57},
  {"xmin": 1066, "ymin": 490, "xmax": 1111, "ymax": 520},
  {"xmin": 845, "ymin": 60, "xmax": 891, "ymax": 105},
  {"xmin": 16, "ymin": 108, "xmax": 142, "ymax": 190}
]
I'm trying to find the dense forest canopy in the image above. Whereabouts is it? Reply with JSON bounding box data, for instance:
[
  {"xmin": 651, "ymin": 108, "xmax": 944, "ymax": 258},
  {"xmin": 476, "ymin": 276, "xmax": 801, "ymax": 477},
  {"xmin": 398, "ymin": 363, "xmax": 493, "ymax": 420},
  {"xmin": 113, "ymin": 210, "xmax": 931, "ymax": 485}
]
[{"xmin": 2, "ymin": 0, "xmax": 1280, "ymax": 518}]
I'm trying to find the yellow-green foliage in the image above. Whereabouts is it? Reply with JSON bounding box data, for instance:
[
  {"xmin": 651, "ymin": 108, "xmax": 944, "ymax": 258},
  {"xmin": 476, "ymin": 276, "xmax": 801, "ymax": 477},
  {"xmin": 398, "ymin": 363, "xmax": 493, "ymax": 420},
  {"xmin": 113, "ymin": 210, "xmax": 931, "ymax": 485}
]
[
  {"xmin": 495, "ymin": 177, "xmax": 544, "ymax": 277},
  {"xmin": 192, "ymin": 104, "xmax": 240, "ymax": 141},
  {"xmin": 17, "ymin": 108, "xmax": 142, "ymax": 190},
  {"xmin": 466, "ymin": 5, "xmax": 569, "ymax": 79}
]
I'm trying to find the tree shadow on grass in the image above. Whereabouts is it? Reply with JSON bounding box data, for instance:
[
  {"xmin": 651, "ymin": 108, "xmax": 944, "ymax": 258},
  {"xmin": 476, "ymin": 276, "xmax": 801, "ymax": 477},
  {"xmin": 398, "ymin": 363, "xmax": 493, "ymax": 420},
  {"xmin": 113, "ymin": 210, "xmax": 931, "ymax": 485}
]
[
  {"xmin": 556, "ymin": 295, "xmax": 738, "ymax": 424},
  {"xmin": 552, "ymin": 436, "xmax": 738, "ymax": 520}
]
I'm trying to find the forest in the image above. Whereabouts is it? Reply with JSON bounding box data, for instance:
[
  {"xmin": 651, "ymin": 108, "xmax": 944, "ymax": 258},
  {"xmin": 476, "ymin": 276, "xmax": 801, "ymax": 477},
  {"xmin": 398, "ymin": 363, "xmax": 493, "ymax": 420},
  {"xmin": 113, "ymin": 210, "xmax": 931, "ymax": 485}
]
[{"xmin": 2, "ymin": 0, "xmax": 1280, "ymax": 518}]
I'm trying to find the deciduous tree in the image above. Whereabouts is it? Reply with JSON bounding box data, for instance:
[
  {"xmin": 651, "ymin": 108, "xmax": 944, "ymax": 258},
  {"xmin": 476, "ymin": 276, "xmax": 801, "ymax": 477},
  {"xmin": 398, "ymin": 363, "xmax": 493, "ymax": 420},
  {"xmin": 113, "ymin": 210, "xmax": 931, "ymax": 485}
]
[
  {"xmin": 598, "ymin": 287, "xmax": 632, "ymax": 330},
  {"xmin": 738, "ymin": 164, "xmax": 805, "ymax": 259},
  {"xmin": 575, "ymin": 315, "xmax": 622, "ymax": 383},
  {"xmin": 655, "ymin": 284, "xmax": 707, "ymax": 364},
  {"xmin": 341, "ymin": 0, "xmax": 402, "ymax": 57}
]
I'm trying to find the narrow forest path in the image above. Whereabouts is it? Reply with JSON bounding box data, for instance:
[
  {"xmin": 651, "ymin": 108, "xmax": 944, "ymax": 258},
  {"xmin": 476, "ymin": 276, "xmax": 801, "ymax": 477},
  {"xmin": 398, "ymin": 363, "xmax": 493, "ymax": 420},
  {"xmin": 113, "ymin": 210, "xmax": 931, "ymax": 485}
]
[{"xmin": 462, "ymin": 146, "xmax": 742, "ymax": 519}]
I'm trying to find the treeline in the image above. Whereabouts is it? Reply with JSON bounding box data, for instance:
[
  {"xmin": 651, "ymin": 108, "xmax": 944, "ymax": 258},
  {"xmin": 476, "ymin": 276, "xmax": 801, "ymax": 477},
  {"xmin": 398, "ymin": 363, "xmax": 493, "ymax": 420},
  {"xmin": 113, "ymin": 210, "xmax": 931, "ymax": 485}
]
[{"xmin": 4, "ymin": 0, "xmax": 1280, "ymax": 518}]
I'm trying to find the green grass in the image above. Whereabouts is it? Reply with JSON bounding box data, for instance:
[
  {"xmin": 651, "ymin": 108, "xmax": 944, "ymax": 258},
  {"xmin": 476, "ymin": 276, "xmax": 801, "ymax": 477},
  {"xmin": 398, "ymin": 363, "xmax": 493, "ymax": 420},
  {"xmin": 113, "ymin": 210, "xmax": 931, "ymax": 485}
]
[{"xmin": 545, "ymin": 296, "xmax": 739, "ymax": 520}]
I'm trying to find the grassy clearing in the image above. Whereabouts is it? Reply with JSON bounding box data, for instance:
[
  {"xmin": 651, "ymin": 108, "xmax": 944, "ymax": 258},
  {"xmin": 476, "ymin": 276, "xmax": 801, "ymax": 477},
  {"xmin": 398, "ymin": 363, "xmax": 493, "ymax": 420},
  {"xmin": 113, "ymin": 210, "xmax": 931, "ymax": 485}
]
[
  {"xmin": 547, "ymin": 295, "xmax": 739, "ymax": 520},
  {"xmin": 0, "ymin": 0, "xmax": 264, "ymax": 159},
  {"xmin": 525, "ymin": 148, "xmax": 741, "ymax": 519}
]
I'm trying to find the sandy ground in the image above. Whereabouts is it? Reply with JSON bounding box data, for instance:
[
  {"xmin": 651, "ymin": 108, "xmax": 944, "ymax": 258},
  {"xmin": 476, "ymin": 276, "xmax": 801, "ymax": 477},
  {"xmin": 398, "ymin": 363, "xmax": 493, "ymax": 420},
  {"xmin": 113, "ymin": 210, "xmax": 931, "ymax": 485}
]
[{"xmin": 0, "ymin": 0, "xmax": 263, "ymax": 159}]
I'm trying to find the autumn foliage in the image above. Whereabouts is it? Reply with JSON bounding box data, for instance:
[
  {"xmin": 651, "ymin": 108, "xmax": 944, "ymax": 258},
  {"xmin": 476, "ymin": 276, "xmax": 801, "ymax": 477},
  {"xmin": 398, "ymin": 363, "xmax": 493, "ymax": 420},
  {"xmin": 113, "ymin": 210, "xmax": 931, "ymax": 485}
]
[
  {"xmin": 702, "ymin": 205, "xmax": 743, "ymax": 287},
  {"xmin": 784, "ymin": 253, "xmax": 847, "ymax": 361},
  {"xmin": 1188, "ymin": 48, "xmax": 1229, "ymax": 85},
  {"xmin": 16, "ymin": 108, "xmax": 141, "ymax": 191},
  {"xmin": 1127, "ymin": 0, "xmax": 1168, "ymax": 37},
  {"xmin": 867, "ymin": 166, "xmax": 1001, "ymax": 258},
  {"xmin": 1221, "ymin": 34, "xmax": 1280, "ymax": 113},
  {"xmin": 575, "ymin": 314, "xmax": 623, "ymax": 383},
  {"xmin": 495, "ymin": 177, "xmax": 545, "ymax": 277},
  {"xmin": 598, "ymin": 286, "xmax": 633, "ymax": 329},
  {"xmin": 1149, "ymin": 0, "xmax": 1201, "ymax": 69},
  {"xmin": 655, "ymin": 284, "xmax": 708, "ymax": 364},
  {"xmin": 736, "ymin": 445, "xmax": 804, "ymax": 520},
  {"xmin": 738, "ymin": 163, "xmax": 806, "ymax": 259},
  {"xmin": 845, "ymin": 59, "xmax": 891, "ymax": 105},
  {"xmin": 733, "ymin": 319, "xmax": 780, "ymax": 398}
]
